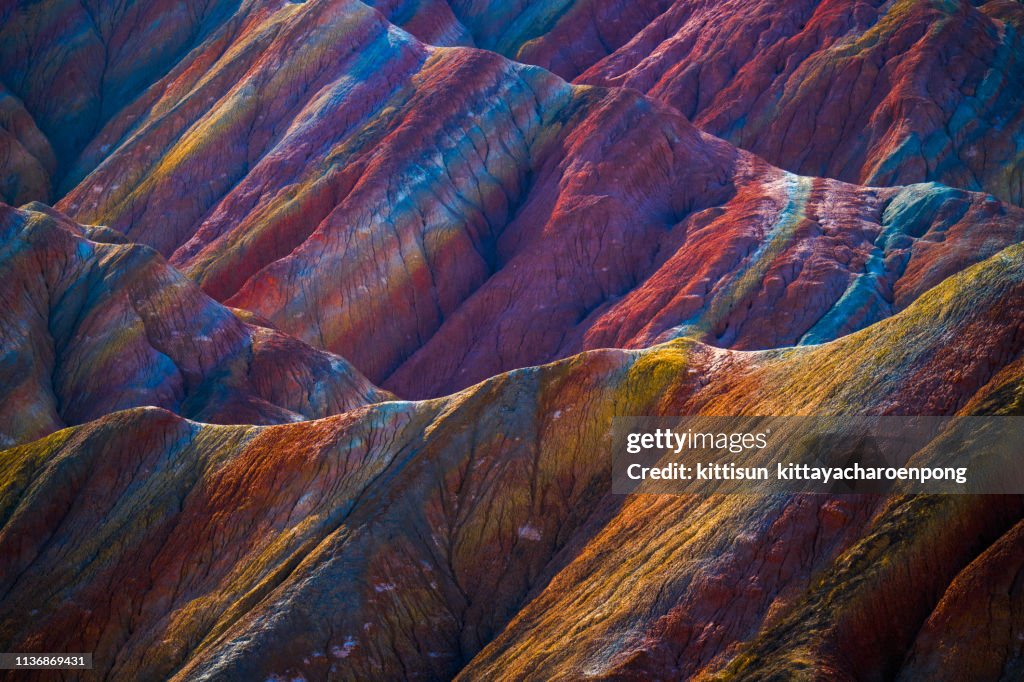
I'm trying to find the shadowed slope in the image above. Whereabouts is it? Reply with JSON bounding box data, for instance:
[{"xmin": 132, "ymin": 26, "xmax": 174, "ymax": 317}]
[
  {"xmin": 0, "ymin": 84, "xmax": 54, "ymax": 205},
  {"xmin": 0, "ymin": 0, "xmax": 479, "ymax": 202},
  {"xmin": 0, "ymin": 202, "xmax": 388, "ymax": 447},
  {"xmin": 0, "ymin": 0, "xmax": 247, "ymax": 198},
  {"xmin": 895, "ymin": 518, "xmax": 1024, "ymax": 681},
  {"xmin": 443, "ymin": 0, "xmax": 672, "ymax": 76},
  {"xmin": 1, "ymin": 242, "xmax": 1022, "ymax": 681}
]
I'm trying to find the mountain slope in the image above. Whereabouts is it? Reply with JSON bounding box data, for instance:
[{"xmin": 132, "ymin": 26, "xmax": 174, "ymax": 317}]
[
  {"xmin": 0, "ymin": 0, "xmax": 249, "ymax": 199},
  {"xmin": 40, "ymin": 0, "xmax": 1024, "ymax": 400},
  {"xmin": 444, "ymin": 0, "xmax": 1024, "ymax": 207},
  {"xmin": 896, "ymin": 518, "xmax": 1024, "ymax": 681},
  {"xmin": 0, "ymin": 2, "xmax": 1022, "ymax": 680},
  {"xmin": 0, "ymin": 0, "xmax": 479, "ymax": 204},
  {"xmin": 460, "ymin": 241, "xmax": 1024, "ymax": 680},
  {"xmin": 0, "ymin": 202, "xmax": 388, "ymax": 447},
  {"xmin": 1, "ymin": 242, "xmax": 1022, "ymax": 681},
  {"xmin": 0, "ymin": 84, "xmax": 54, "ymax": 205}
]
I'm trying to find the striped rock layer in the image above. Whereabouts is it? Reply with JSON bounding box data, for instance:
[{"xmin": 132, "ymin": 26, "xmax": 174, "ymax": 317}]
[
  {"xmin": 0, "ymin": 202, "xmax": 387, "ymax": 447},
  {"xmin": 0, "ymin": 1, "xmax": 1023, "ymax": 681},
  {"xmin": 22, "ymin": 0, "xmax": 1022, "ymax": 399},
  {"xmin": 1, "ymin": 243, "xmax": 1023, "ymax": 680},
  {"xmin": 450, "ymin": 0, "xmax": 1024, "ymax": 207}
]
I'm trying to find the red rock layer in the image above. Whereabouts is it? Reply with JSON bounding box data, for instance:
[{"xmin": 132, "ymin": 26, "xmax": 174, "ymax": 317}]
[
  {"xmin": 44, "ymin": 0, "xmax": 1024, "ymax": 400},
  {"xmin": 585, "ymin": 0, "xmax": 1024, "ymax": 208},
  {"xmin": 467, "ymin": 0, "xmax": 1024, "ymax": 207},
  {"xmin": 461, "ymin": 244, "xmax": 1024, "ymax": 681},
  {"xmin": 0, "ymin": 202, "xmax": 388, "ymax": 447},
  {"xmin": 1, "ymin": 242, "xmax": 1022, "ymax": 681}
]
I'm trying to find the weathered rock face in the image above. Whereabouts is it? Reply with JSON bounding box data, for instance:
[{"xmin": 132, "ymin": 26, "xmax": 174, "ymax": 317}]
[
  {"xmin": 0, "ymin": 202, "xmax": 388, "ymax": 447},
  {"xmin": 39, "ymin": 0, "xmax": 1024, "ymax": 400},
  {"xmin": 444, "ymin": 0, "xmax": 674, "ymax": 78},
  {"xmin": 0, "ymin": 0, "xmax": 474, "ymax": 204},
  {"xmin": 1, "ymin": 243, "xmax": 1022, "ymax": 681},
  {"xmin": 0, "ymin": 84, "xmax": 54, "ymax": 205},
  {"xmin": 0, "ymin": 0, "xmax": 249, "ymax": 197},
  {"xmin": 460, "ymin": 244, "xmax": 1024, "ymax": 681},
  {"xmin": 589, "ymin": 0, "xmax": 1024, "ymax": 209},
  {"xmin": 445, "ymin": 0, "xmax": 1024, "ymax": 208},
  {"xmin": 9, "ymin": 0, "xmax": 1022, "ymax": 210},
  {"xmin": 897, "ymin": 519, "xmax": 1024, "ymax": 681},
  {"xmin": 364, "ymin": 0, "xmax": 475, "ymax": 45},
  {"xmin": 54, "ymin": 8, "xmax": 735, "ymax": 392},
  {"xmin": 386, "ymin": 172, "xmax": 1024, "ymax": 398},
  {"xmin": 2, "ymin": 1, "xmax": 1024, "ymax": 680}
]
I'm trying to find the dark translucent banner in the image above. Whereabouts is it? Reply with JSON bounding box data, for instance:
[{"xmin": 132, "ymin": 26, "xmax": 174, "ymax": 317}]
[{"xmin": 612, "ymin": 417, "xmax": 1024, "ymax": 495}]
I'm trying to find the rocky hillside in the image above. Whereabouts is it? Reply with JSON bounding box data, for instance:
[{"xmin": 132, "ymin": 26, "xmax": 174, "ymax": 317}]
[
  {"xmin": 0, "ymin": 1, "xmax": 1022, "ymax": 680},
  {"xmin": 1, "ymin": 243, "xmax": 1023, "ymax": 680},
  {"xmin": 448, "ymin": 0, "xmax": 1024, "ymax": 207},
  {"xmin": 14, "ymin": 0, "xmax": 1019, "ymax": 399},
  {"xmin": 0, "ymin": 202, "xmax": 387, "ymax": 447}
]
